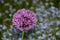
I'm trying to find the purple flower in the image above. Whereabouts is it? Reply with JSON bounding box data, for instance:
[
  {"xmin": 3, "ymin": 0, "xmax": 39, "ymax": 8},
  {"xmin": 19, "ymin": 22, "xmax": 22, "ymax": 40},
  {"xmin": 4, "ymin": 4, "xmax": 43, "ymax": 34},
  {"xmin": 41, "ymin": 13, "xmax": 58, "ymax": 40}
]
[{"xmin": 12, "ymin": 9, "xmax": 37, "ymax": 31}]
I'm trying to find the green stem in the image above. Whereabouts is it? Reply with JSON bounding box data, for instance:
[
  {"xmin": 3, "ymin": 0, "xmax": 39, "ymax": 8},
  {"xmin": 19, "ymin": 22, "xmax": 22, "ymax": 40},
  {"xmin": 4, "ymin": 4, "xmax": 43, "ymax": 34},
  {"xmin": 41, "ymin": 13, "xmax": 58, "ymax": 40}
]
[{"xmin": 22, "ymin": 31, "xmax": 24, "ymax": 40}]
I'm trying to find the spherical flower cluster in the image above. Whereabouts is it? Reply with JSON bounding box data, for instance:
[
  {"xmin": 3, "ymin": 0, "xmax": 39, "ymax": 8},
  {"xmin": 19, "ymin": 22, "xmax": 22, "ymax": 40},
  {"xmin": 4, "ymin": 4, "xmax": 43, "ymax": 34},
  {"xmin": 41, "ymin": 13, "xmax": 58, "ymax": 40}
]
[{"xmin": 12, "ymin": 9, "xmax": 37, "ymax": 31}]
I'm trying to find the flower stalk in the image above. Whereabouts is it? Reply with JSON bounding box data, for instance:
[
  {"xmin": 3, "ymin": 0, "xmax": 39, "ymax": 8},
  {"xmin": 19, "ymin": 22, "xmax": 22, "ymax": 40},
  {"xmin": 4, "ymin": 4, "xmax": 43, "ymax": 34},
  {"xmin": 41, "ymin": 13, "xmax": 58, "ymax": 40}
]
[{"xmin": 22, "ymin": 31, "xmax": 24, "ymax": 40}]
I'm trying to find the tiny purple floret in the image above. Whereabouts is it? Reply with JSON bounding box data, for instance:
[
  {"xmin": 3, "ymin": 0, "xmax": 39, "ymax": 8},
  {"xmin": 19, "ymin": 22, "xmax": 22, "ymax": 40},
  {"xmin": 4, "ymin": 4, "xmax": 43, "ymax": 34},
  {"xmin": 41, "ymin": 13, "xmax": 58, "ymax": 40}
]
[{"xmin": 12, "ymin": 9, "xmax": 37, "ymax": 31}]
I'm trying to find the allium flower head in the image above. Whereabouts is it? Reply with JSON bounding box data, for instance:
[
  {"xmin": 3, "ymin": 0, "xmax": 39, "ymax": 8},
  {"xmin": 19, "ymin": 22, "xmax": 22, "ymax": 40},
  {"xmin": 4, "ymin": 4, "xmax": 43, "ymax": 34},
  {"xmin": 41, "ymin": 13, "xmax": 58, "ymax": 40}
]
[{"xmin": 12, "ymin": 9, "xmax": 37, "ymax": 31}]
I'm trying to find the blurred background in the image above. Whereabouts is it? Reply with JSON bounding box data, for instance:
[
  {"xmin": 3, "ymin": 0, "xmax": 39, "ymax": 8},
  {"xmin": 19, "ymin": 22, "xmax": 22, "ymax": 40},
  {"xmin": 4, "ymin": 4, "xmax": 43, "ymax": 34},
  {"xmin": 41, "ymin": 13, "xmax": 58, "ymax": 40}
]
[{"xmin": 0, "ymin": 0, "xmax": 60, "ymax": 40}]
